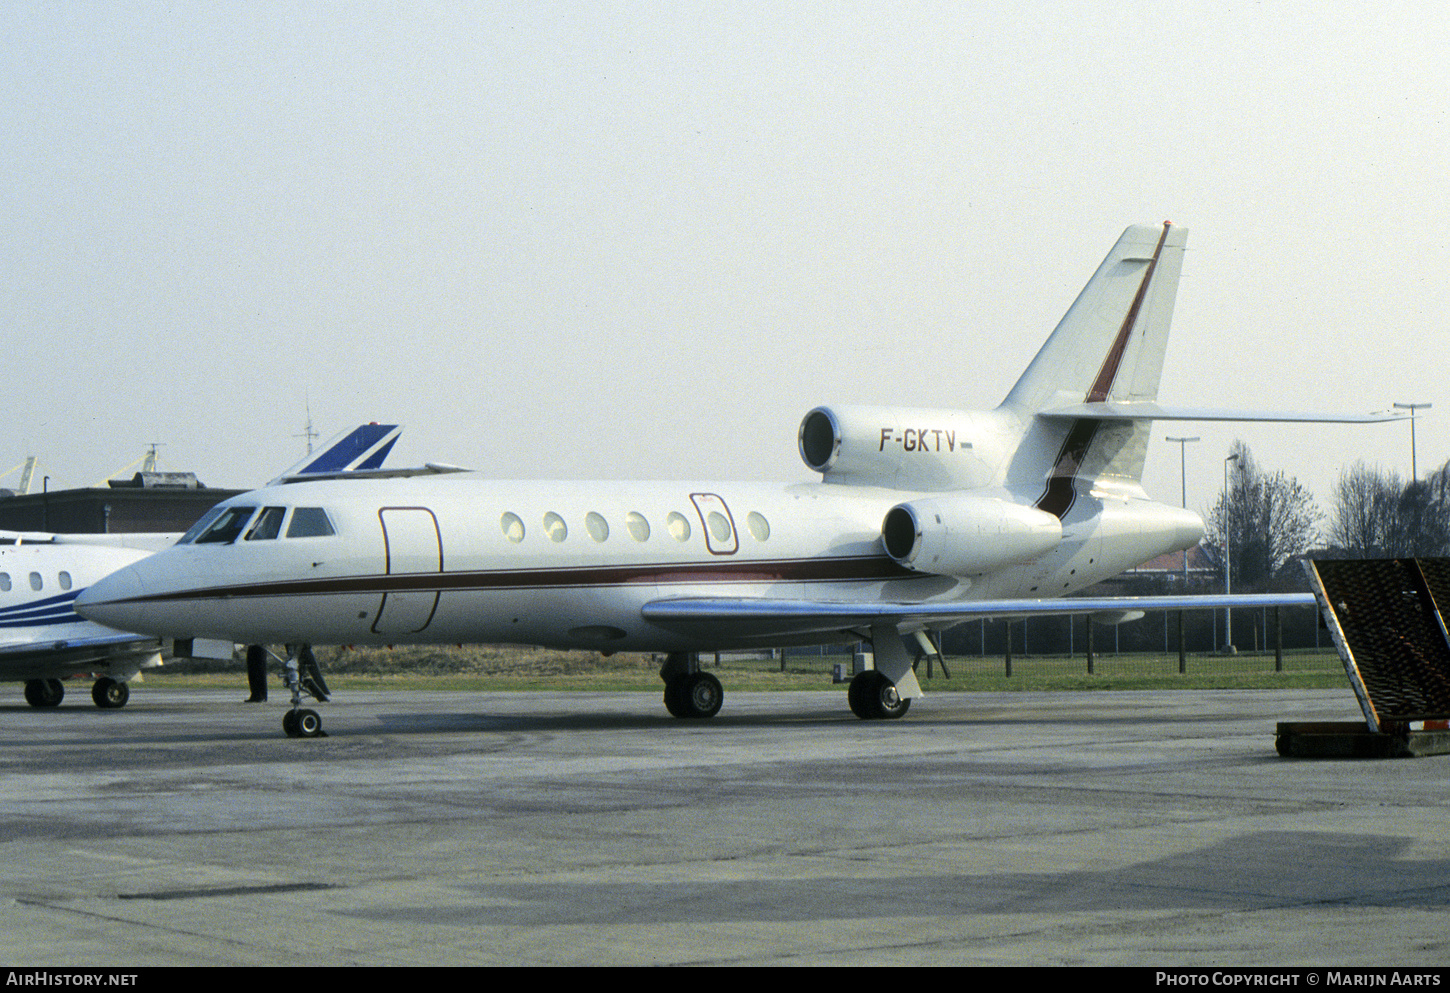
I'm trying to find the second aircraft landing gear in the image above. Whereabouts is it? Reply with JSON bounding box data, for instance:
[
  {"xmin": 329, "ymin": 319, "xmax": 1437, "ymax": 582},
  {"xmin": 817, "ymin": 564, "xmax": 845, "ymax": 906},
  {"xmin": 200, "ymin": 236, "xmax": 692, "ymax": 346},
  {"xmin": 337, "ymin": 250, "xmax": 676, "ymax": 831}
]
[
  {"xmin": 23, "ymin": 678, "xmax": 64, "ymax": 708},
  {"xmin": 91, "ymin": 677, "xmax": 130, "ymax": 709},
  {"xmin": 659, "ymin": 652, "xmax": 724, "ymax": 718}
]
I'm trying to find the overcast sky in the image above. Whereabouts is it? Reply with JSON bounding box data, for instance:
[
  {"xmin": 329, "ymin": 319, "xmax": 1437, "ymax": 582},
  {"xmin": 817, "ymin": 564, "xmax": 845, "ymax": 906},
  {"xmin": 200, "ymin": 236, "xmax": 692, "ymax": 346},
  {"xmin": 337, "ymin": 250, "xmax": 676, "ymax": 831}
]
[{"xmin": 2, "ymin": 2, "xmax": 1445, "ymax": 527}]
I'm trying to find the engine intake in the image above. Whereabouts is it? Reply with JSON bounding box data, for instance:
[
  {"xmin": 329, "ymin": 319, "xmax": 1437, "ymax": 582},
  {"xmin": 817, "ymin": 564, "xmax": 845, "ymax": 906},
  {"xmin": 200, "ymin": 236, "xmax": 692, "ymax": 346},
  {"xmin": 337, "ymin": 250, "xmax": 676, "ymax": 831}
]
[{"xmin": 881, "ymin": 496, "xmax": 1062, "ymax": 576}]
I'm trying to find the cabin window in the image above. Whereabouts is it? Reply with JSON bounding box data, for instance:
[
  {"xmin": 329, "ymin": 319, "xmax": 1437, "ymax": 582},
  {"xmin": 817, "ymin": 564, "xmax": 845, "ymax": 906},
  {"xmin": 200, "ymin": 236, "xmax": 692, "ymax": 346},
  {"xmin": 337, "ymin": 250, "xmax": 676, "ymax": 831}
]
[
  {"xmin": 287, "ymin": 507, "xmax": 336, "ymax": 538},
  {"xmin": 585, "ymin": 512, "xmax": 609, "ymax": 543},
  {"xmin": 500, "ymin": 512, "xmax": 525, "ymax": 543},
  {"xmin": 0, "ymin": 573, "xmax": 10, "ymax": 592},
  {"xmin": 245, "ymin": 507, "xmax": 287, "ymax": 541},
  {"xmin": 29, "ymin": 572, "xmax": 41, "ymax": 591},
  {"xmin": 195, "ymin": 506, "xmax": 258, "ymax": 545},
  {"xmin": 625, "ymin": 512, "xmax": 650, "ymax": 542},
  {"xmin": 58, "ymin": 572, "xmax": 72, "ymax": 590},
  {"xmin": 666, "ymin": 511, "xmax": 691, "ymax": 542},
  {"xmin": 705, "ymin": 511, "xmax": 732, "ymax": 544},
  {"xmin": 746, "ymin": 511, "xmax": 770, "ymax": 541},
  {"xmin": 543, "ymin": 512, "xmax": 568, "ymax": 543}
]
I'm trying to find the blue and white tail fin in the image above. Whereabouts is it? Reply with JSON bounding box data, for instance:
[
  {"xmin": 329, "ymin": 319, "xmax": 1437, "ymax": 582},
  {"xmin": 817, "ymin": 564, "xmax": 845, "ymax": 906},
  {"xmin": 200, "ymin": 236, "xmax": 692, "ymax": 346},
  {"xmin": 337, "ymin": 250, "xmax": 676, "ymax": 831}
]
[{"xmin": 268, "ymin": 424, "xmax": 401, "ymax": 485}]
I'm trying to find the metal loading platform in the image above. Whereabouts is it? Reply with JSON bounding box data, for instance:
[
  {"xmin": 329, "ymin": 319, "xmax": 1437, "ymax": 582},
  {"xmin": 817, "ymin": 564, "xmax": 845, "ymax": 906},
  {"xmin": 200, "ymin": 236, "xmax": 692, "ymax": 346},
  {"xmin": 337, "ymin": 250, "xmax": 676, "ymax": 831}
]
[{"xmin": 1280, "ymin": 558, "xmax": 1450, "ymax": 757}]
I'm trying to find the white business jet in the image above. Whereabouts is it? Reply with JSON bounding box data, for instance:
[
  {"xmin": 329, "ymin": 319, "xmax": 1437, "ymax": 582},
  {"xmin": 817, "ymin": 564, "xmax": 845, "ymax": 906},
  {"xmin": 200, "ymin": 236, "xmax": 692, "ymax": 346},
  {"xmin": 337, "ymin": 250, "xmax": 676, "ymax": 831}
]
[
  {"xmin": 75, "ymin": 224, "xmax": 1399, "ymax": 736},
  {"xmin": 3, "ymin": 423, "xmax": 404, "ymax": 709}
]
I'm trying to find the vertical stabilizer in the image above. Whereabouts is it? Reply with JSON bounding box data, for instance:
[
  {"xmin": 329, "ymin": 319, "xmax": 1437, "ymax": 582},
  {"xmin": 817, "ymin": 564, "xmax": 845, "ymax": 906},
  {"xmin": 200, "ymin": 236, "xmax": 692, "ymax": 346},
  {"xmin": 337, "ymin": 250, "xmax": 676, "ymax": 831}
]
[{"xmin": 999, "ymin": 223, "xmax": 1188, "ymax": 514}]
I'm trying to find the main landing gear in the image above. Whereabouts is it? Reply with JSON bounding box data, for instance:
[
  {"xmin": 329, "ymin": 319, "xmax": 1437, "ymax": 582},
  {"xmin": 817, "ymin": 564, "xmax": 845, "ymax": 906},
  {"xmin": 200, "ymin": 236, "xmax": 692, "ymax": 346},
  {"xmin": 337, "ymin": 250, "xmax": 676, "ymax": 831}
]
[
  {"xmin": 91, "ymin": 677, "xmax": 130, "ymax": 709},
  {"xmin": 659, "ymin": 652, "xmax": 724, "ymax": 718},
  {"xmin": 844, "ymin": 625, "xmax": 925, "ymax": 721},
  {"xmin": 23, "ymin": 677, "xmax": 131, "ymax": 709}
]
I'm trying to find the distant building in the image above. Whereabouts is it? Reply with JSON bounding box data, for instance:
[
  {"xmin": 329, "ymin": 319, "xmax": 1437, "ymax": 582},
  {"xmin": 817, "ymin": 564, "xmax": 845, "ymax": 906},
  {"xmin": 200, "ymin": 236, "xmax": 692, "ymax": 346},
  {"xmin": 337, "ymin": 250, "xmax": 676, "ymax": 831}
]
[
  {"xmin": 0, "ymin": 472, "xmax": 244, "ymax": 534},
  {"xmin": 1125, "ymin": 543, "xmax": 1217, "ymax": 583}
]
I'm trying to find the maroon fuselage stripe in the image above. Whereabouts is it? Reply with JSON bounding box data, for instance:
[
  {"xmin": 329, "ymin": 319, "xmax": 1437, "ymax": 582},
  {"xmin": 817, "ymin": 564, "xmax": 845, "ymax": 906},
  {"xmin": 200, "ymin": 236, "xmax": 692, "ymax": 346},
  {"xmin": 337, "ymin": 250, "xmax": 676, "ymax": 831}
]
[
  {"xmin": 1034, "ymin": 222, "xmax": 1172, "ymax": 520},
  {"xmin": 101, "ymin": 555, "xmax": 918, "ymax": 606}
]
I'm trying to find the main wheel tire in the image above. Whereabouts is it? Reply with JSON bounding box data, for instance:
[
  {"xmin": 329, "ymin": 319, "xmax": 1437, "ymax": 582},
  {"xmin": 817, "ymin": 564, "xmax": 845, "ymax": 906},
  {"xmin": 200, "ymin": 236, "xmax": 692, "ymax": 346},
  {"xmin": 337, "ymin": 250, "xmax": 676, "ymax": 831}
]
[
  {"xmin": 92, "ymin": 678, "xmax": 129, "ymax": 709},
  {"xmin": 682, "ymin": 672, "xmax": 723, "ymax": 718},
  {"xmin": 848, "ymin": 671, "xmax": 910, "ymax": 720},
  {"xmin": 662, "ymin": 672, "xmax": 723, "ymax": 718}
]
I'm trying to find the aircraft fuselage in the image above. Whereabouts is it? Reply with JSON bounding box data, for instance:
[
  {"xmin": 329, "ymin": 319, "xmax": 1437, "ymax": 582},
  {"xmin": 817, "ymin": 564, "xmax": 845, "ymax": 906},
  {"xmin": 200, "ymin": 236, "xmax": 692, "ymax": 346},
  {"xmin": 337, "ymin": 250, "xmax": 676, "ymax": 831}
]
[{"xmin": 77, "ymin": 474, "xmax": 1204, "ymax": 652}]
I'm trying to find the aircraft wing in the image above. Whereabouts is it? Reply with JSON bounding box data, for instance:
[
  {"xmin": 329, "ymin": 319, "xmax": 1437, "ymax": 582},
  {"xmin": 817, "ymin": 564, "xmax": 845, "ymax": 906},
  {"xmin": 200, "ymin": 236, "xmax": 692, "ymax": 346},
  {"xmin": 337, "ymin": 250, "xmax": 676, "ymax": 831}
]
[
  {"xmin": 642, "ymin": 592, "xmax": 1317, "ymax": 639},
  {"xmin": 0, "ymin": 632, "xmax": 162, "ymax": 672},
  {"xmin": 1038, "ymin": 402, "xmax": 1403, "ymax": 424}
]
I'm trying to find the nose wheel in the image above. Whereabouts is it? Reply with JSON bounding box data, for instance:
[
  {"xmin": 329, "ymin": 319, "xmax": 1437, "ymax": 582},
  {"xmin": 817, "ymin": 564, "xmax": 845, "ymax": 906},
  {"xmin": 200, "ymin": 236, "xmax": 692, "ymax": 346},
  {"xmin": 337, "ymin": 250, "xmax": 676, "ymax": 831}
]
[{"xmin": 283, "ymin": 708, "xmax": 325, "ymax": 738}]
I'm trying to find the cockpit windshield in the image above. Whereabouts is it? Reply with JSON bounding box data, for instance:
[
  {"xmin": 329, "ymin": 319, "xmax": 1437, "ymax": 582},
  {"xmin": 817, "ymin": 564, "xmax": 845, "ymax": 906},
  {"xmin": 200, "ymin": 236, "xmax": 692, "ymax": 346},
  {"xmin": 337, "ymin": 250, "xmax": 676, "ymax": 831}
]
[
  {"xmin": 177, "ymin": 506, "xmax": 227, "ymax": 545},
  {"xmin": 193, "ymin": 506, "xmax": 258, "ymax": 545},
  {"xmin": 178, "ymin": 505, "xmax": 337, "ymax": 545}
]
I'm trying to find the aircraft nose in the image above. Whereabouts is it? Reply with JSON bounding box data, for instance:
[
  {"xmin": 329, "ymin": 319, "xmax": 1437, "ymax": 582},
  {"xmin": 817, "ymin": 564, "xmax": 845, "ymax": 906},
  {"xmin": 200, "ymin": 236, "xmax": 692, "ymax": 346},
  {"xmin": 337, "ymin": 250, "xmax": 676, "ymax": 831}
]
[{"xmin": 75, "ymin": 565, "xmax": 149, "ymax": 632}]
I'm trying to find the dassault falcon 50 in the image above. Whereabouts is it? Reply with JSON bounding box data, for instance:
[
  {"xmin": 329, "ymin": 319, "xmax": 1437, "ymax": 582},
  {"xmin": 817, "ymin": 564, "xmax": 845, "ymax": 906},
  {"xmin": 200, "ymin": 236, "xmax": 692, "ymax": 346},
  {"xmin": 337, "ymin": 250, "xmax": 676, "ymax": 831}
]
[{"xmin": 76, "ymin": 223, "xmax": 1397, "ymax": 736}]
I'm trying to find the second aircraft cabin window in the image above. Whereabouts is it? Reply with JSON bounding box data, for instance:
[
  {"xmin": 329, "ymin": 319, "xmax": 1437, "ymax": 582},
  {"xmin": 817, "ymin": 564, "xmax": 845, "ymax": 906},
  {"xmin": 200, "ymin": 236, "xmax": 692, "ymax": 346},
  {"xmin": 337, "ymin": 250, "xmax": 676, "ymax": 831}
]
[
  {"xmin": 542, "ymin": 512, "xmax": 567, "ymax": 543},
  {"xmin": 29, "ymin": 572, "xmax": 41, "ymax": 591}
]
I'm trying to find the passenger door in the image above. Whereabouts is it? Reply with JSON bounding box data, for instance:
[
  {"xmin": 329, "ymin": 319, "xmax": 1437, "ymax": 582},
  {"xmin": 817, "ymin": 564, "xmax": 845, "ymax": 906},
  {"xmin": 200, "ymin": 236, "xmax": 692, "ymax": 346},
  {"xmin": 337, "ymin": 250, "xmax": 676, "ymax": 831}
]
[{"xmin": 372, "ymin": 507, "xmax": 442, "ymax": 635}]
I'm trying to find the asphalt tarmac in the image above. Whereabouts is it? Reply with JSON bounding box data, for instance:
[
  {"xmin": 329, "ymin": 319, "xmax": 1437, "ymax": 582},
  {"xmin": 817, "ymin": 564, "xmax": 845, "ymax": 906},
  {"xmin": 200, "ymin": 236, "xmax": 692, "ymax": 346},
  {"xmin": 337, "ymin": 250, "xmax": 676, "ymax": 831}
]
[{"xmin": 1, "ymin": 684, "xmax": 1448, "ymax": 967}]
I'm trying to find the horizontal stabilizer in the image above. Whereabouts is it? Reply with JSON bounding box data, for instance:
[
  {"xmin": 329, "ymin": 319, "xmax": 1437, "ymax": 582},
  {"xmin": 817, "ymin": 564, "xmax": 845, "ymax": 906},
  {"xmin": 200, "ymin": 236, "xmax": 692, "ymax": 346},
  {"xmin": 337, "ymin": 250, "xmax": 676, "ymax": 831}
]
[
  {"xmin": 1038, "ymin": 402, "xmax": 1405, "ymax": 424},
  {"xmin": 276, "ymin": 462, "xmax": 471, "ymax": 484}
]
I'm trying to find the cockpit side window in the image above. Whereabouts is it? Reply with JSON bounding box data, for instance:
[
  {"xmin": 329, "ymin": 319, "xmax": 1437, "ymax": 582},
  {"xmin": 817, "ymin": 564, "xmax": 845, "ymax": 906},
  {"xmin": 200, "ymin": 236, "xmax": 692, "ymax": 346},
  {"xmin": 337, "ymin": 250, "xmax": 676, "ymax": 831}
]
[
  {"xmin": 286, "ymin": 507, "xmax": 336, "ymax": 538},
  {"xmin": 245, "ymin": 507, "xmax": 287, "ymax": 541},
  {"xmin": 194, "ymin": 506, "xmax": 258, "ymax": 545}
]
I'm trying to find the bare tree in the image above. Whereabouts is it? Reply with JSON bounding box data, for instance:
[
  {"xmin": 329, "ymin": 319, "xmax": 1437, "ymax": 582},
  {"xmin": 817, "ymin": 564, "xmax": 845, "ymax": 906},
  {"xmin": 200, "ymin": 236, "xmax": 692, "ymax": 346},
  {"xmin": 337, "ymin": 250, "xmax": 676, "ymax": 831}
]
[
  {"xmin": 1327, "ymin": 459, "xmax": 1450, "ymax": 558},
  {"xmin": 1327, "ymin": 461, "xmax": 1403, "ymax": 557},
  {"xmin": 1204, "ymin": 441, "xmax": 1322, "ymax": 590}
]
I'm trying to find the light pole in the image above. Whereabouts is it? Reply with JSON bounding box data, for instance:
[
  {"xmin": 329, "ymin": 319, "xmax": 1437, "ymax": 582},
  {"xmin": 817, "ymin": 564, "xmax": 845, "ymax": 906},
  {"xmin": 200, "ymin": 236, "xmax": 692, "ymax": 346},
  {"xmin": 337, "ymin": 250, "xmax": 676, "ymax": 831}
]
[
  {"xmin": 1394, "ymin": 402, "xmax": 1432, "ymax": 484},
  {"xmin": 1166, "ymin": 435, "xmax": 1200, "ymax": 582},
  {"xmin": 1222, "ymin": 452, "xmax": 1240, "ymax": 651}
]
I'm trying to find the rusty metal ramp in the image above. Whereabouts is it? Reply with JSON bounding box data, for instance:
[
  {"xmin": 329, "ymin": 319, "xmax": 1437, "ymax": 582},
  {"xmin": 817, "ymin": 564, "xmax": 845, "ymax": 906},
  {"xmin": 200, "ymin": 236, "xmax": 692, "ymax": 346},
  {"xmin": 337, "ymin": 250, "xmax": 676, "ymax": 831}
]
[{"xmin": 1296, "ymin": 558, "xmax": 1450, "ymax": 752}]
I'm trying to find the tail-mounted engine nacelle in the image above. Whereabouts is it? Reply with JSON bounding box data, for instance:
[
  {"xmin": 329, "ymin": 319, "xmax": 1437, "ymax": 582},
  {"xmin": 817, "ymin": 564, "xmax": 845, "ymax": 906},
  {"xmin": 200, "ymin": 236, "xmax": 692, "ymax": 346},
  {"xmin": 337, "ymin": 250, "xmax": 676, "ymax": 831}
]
[
  {"xmin": 881, "ymin": 495, "xmax": 1063, "ymax": 577},
  {"xmin": 799, "ymin": 404, "xmax": 992, "ymax": 489}
]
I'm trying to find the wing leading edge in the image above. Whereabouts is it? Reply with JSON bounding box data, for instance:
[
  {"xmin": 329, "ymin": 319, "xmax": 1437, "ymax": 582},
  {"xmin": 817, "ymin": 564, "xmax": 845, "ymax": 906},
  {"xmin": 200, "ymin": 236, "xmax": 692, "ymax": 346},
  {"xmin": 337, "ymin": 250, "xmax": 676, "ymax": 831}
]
[{"xmin": 642, "ymin": 592, "xmax": 1316, "ymax": 640}]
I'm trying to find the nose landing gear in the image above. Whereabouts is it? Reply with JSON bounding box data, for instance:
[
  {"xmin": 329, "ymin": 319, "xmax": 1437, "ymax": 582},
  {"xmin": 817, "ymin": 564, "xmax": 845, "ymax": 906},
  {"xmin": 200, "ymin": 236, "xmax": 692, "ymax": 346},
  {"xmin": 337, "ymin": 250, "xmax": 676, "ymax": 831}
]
[{"xmin": 277, "ymin": 644, "xmax": 329, "ymax": 738}]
